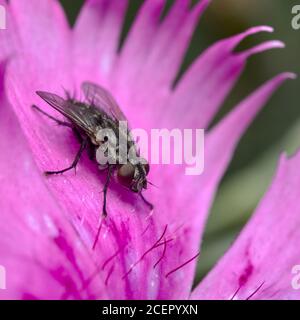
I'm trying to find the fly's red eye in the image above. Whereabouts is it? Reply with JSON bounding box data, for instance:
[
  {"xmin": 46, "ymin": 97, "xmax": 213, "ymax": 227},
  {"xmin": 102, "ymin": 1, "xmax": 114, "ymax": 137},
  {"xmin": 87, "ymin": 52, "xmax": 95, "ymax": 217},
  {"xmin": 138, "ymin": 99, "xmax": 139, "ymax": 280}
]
[{"xmin": 117, "ymin": 164, "xmax": 135, "ymax": 187}]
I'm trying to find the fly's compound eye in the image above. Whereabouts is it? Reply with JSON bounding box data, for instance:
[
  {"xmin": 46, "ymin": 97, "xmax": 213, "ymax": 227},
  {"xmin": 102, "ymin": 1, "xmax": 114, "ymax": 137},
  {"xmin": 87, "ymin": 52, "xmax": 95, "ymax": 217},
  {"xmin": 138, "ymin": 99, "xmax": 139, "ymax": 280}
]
[{"xmin": 117, "ymin": 163, "xmax": 136, "ymax": 188}]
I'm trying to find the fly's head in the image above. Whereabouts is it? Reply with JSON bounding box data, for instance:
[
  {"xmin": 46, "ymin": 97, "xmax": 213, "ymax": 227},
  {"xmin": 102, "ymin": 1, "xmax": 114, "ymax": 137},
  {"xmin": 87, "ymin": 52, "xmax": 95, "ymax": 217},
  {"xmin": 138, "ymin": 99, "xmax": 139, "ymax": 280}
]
[{"xmin": 117, "ymin": 159, "xmax": 150, "ymax": 193}]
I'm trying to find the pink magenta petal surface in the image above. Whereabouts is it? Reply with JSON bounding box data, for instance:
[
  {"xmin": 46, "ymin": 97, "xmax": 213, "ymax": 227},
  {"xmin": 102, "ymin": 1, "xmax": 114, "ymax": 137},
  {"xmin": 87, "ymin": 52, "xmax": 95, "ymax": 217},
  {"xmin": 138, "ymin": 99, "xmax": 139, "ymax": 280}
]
[
  {"xmin": 111, "ymin": 0, "xmax": 210, "ymax": 130},
  {"xmin": 0, "ymin": 64, "xmax": 103, "ymax": 300},
  {"xmin": 191, "ymin": 150, "xmax": 300, "ymax": 300},
  {"xmin": 73, "ymin": 0, "xmax": 128, "ymax": 86},
  {"xmin": 164, "ymin": 27, "xmax": 284, "ymax": 130},
  {"xmin": 148, "ymin": 73, "xmax": 295, "ymax": 298},
  {"xmin": 0, "ymin": 0, "xmax": 295, "ymax": 299}
]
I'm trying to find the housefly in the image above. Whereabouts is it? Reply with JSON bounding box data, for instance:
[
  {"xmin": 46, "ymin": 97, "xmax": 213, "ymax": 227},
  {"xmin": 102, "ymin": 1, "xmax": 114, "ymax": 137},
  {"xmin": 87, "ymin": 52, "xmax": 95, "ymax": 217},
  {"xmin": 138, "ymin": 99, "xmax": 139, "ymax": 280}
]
[{"xmin": 33, "ymin": 82, "xmax": 153, "ymax": 217}]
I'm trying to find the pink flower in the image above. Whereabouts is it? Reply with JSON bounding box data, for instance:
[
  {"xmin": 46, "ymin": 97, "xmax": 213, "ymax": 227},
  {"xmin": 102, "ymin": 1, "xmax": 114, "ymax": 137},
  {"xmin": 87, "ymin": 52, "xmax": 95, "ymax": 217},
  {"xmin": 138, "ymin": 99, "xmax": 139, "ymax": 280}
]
[{"xmin": 0, "ymin": 0, "xmax": 297, "ymax": 299}]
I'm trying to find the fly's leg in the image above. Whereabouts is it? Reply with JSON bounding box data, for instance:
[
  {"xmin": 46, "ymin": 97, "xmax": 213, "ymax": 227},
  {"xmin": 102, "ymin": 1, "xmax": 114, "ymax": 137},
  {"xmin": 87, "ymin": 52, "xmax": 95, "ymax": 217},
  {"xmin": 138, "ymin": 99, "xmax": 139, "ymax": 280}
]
[
  {"xmin": 32, "ymin": 104, "xmax": 72, "ymax": 127},
  {"xmin": 72, "ymin": 127, "xmax": 83, "ymax": 142},
  {"xmin": 92, "ymin": 166, "xmax": 113, "ymax": 249},
  {"xmin": 102, "ymin": 165, "xmax": 113, "ymax": 217},
  {"xmin": 73, "ymin": 129, "xmax": 95, "ymax": 160},
  {"xmin": 87, "ymin": 141, "xmax": 96, "ymax": 161},
  {"xmin": 140, "ymin": 193, "xmax": 154, "ymax": 211},
  {"xmin": 45, "ymin": 138, "xmax": 88, "ymax": 175}
]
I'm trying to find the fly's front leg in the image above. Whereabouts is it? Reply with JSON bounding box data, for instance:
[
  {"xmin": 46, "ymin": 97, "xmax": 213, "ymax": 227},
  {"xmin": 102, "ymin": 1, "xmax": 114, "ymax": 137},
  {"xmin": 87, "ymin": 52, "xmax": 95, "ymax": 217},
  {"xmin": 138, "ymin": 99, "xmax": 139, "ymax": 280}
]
[
  {"xmin": 102, "ymin": 165, "xmax": 113, "ymax": 217},
  {"xmin": 87, "ymin": 141, "xmax": 96, "ymax": 161},
  {"xmin": 45, "ymin": 138, "xmax": 88, "ymax": 175},
  {"xmin": 140, "ymin": 193, "xmax": 154, "ymax": 211},
  {"xmin": 32, "ymin": 104, "xmax": 72, "ymax": 127}
]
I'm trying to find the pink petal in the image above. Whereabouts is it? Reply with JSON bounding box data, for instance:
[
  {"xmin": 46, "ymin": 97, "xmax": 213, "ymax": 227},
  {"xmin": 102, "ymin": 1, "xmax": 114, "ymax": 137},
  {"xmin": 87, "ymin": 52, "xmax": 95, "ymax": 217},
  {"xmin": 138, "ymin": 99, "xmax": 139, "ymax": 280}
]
[
  {"xmin": 4, "ymin": 3, "xmax": 173, "ymax": 298},
  {"xmin": 2, "ymin": 1, "xmax": 295, "ymax": 300},
  {"xmin": 5, "ymin": 0, "xmax": 73, "ymax": 107},
  {"xmin": 195, "ymin": 73, "xmax": 296, "ymax": 233},
  {"xmin": 0, "ymin": 1, "xmax": 18, "ymax": 60},
  {"xmin": 9, "ymin": 0, "xmax": 71, "ymax": 75},
  {"xmin": 3, "ymin": 2, "xmax": 168, "ymax": 299},
  {"xmin": 4, "ymin": 0, "xmax": 73, "ymax": 185},
  {"xmin": 73, "ymin": 0, "xmax": 128, "ymax": 86},
  {"xmin": 147, "ymin": 73, "xmax": 295, "ymax": 299},
  {"xmin": 112, "ymin": 0, "xmax": 210, "ymax": 129},
  {"xmin": 111, "ymin": 0, "xmax": 167, "ymax": 95},
  {"xmin": 134, "ymin": 0, "xmax": 210, "ymax": 91},
  {"xmin": 0, "ymin": 66, "xmax": 102, "ymax": 300},
  {"xmin": 191, "ymin": 149, "xmax": 300, "ymax": 300},
  {"xmin": 163, "ymin": 27, "xmax": 285, "ymax": 129}
]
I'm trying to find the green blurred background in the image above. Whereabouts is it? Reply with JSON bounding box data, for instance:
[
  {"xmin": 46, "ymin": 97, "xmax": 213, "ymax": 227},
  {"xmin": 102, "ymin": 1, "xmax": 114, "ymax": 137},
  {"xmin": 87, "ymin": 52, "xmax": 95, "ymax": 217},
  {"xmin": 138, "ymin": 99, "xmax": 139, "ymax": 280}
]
[{"xmin": 60, "ymin": 0, "xmax": 300, "ymax": 283}]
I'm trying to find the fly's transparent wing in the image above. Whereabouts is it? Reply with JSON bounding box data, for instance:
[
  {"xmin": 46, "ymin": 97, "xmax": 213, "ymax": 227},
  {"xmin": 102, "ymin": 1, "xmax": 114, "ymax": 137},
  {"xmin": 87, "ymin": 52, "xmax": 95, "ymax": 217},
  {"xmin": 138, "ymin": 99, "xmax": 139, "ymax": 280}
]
[
  {"xmin": 36, "ymin": 91, "xmax": 101, "ymax": 136},
  {"xmin": 81, "ymin": 82, "xmax": 127, "ymax": 122},
  {"xmin": 81, "ymin": 82, "xmax": 140, "ymax": 158}
]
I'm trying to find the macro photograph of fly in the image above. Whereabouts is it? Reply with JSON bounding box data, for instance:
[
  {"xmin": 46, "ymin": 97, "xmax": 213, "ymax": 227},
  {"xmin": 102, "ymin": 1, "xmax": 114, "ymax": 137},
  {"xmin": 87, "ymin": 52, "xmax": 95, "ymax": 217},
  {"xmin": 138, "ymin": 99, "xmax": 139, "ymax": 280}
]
[
  {"xmin": 33, "ymin": 82, "xmax": 152, "ymax": 217},
  {"xmin": 1, "ymin": 0, "xmax": 300, "ymax": 305}
]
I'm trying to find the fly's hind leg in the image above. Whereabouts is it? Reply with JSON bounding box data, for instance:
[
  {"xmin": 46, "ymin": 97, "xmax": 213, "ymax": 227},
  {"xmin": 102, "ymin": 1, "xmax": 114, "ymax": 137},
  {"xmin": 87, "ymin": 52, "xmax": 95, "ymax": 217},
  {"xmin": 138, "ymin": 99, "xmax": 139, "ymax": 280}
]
[
  {"xmin": 32, "ymin": 104, "xmax": 72, "ymax": 127},
  {"xmin": 87, "ymin": 141, "xmax": 96, "ymax": 161},
  {"xmin": 45, "ymin": 138, "xmax": 88, "ymax": 175},
  {"xmin": 102, "ymin": 165, "xmax": 113, "ymax": 217},
  {"xmin": 92, "ymin": 166, "xmax": 113, "ymax": 250}
]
